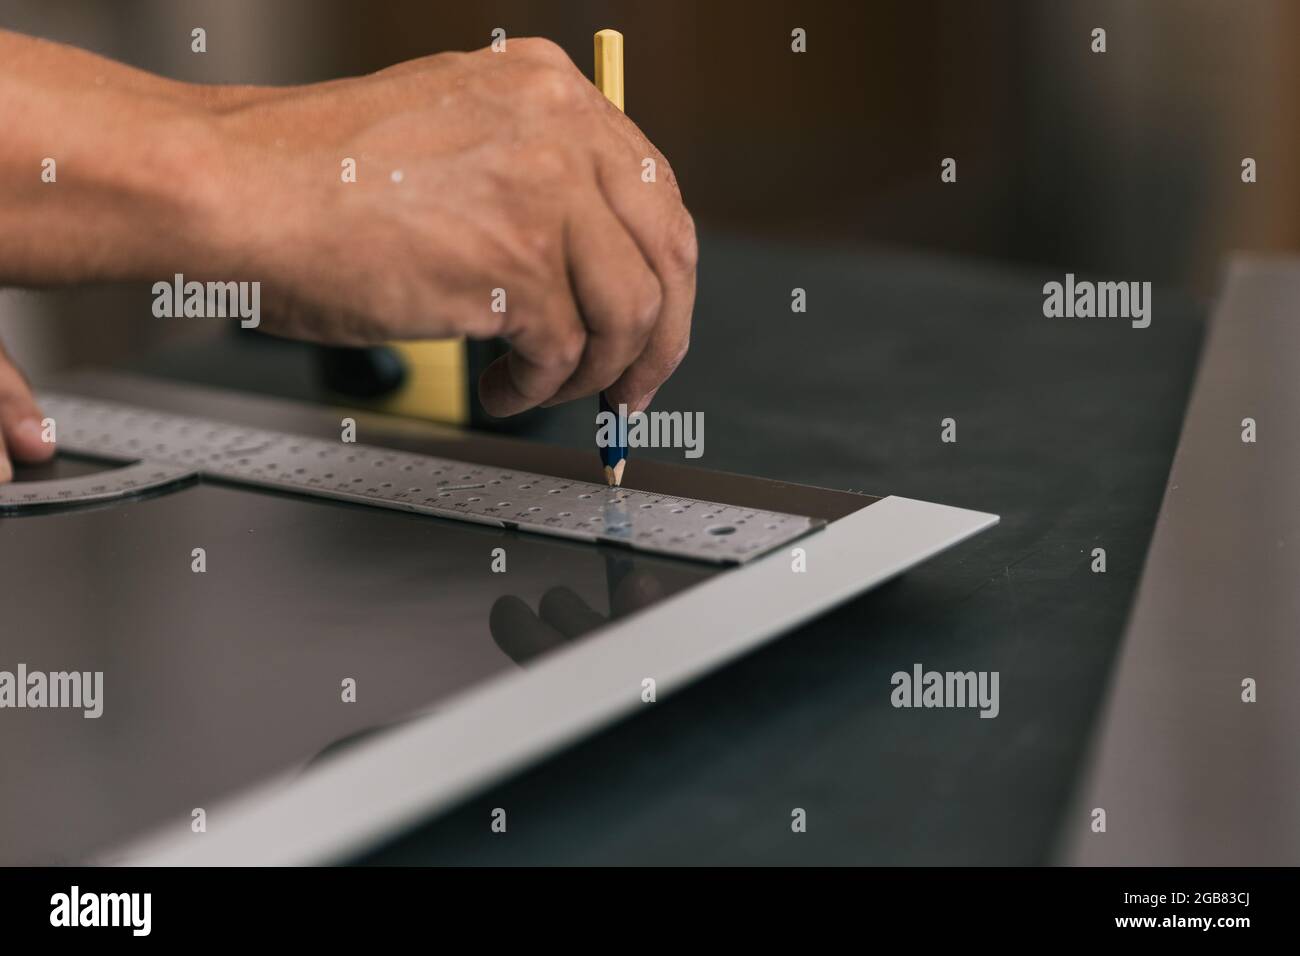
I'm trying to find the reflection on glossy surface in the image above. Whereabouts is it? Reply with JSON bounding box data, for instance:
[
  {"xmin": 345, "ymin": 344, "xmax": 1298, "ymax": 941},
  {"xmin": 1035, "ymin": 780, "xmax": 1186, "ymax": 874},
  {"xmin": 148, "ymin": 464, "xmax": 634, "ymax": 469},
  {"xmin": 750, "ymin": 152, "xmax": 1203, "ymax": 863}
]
[
  {"xmin": 11, "ymin": 451, "xmax": 122, "ymax": 482},
  {"xmin": 308, "ymin": 551, "xmax": 686, "ymax": 769},
  {"xmin": 490, "ymin": 553, "xmax": 674, "ymax": 664},
  {"xmin": 0, "ymin": 474, "xmax": 717, "ymax": 864}
]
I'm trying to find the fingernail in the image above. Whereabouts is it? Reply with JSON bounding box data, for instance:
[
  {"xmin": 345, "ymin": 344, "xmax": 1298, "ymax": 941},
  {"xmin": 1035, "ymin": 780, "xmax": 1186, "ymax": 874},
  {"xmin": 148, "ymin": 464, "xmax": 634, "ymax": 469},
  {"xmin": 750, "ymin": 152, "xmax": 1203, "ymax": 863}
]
[{"xmin": 0, "ymin": 456, "xmax": 11, "ymax": 483}]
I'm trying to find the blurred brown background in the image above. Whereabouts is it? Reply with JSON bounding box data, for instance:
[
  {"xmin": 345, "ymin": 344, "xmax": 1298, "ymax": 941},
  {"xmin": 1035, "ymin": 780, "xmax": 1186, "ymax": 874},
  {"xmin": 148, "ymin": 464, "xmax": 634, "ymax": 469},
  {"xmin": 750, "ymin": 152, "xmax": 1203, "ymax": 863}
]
[{"xmin": 2, "ymin": 0, "xmax": 1298, "ymax": 375}]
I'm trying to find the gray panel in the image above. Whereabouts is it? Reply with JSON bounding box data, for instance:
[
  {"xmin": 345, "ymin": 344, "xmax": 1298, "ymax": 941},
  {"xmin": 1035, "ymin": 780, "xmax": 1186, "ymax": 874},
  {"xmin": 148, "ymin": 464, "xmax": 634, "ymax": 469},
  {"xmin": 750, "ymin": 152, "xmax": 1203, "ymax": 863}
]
[
  {"xmin": 1066, "ymin": 257, "xmax": 1300, "ymax": 865},
  {"xmin": 108, "ymin": 496, "xmax": 997, "ymax": 865},
  {"xmin": 0, "ymin": 477, "xmax": 723, "ymax": 865}
]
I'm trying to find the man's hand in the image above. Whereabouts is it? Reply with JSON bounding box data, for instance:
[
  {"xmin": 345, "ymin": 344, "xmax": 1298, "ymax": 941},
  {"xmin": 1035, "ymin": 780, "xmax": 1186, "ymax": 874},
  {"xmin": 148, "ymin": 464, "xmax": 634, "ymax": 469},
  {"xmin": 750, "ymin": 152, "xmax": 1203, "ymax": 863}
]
[
  {"xmin": 0, "ymin": 338, "xmax": 55, "ymax": 481},
  {"xmin": 0, "ymin": 31, "xmax": 696, "ymax": 453},
  {"xmin": 210, "ymin": 38, "xmax": 696, "ymax": 417}
]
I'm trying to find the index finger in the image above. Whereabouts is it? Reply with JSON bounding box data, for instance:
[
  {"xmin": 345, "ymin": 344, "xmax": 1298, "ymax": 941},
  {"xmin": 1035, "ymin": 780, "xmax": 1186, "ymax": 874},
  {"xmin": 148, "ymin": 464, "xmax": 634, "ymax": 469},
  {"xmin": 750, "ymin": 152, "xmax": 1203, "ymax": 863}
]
[{"xmin": 593, "ymin": 141, "xmax": 697, "ymax": 411}]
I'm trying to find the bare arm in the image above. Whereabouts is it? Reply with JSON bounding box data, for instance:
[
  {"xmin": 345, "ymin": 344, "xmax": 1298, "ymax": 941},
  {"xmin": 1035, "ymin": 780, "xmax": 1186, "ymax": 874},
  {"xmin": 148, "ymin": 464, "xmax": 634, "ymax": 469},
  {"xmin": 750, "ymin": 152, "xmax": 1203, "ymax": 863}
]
[{"xmin": 0, "ymin": 29, "xmax": 696, "ymax": 480}]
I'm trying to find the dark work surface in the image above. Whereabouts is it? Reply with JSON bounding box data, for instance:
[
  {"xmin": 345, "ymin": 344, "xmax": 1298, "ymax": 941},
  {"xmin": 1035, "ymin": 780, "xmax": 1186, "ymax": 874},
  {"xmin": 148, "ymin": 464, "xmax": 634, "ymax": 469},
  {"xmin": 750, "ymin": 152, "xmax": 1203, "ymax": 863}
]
[{"xmin": 127, "ymin": 233, "xmax": 1207, "ymax": 864}]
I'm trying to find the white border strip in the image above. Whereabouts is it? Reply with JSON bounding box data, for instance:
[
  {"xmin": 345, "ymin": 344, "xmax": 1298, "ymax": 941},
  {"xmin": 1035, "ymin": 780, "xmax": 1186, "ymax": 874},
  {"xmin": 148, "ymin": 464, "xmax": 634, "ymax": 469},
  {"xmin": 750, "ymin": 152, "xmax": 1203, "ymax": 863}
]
[{"xmin": 105, "ymin": 495, "xmax": 996, "ymax": 865}]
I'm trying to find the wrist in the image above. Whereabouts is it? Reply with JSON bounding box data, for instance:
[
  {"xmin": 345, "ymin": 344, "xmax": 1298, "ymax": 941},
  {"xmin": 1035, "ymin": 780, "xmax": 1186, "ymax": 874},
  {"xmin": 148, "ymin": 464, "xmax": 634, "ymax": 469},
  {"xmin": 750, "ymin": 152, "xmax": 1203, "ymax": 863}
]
[
  {"xmin": 111, "ymin": 89, "xmax": 285, "ymax": 287},
  {"xmin": 115, "ymin": 107, "xmax": 239, "ymax": 281}
]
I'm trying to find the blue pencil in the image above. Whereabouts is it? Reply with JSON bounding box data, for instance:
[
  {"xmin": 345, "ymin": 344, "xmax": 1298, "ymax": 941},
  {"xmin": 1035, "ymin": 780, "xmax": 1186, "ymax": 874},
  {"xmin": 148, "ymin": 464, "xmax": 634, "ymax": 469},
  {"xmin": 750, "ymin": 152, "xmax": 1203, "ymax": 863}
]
[{"xmin": 599, "ymin": 391, "xmax": 628, "ymax": 487}]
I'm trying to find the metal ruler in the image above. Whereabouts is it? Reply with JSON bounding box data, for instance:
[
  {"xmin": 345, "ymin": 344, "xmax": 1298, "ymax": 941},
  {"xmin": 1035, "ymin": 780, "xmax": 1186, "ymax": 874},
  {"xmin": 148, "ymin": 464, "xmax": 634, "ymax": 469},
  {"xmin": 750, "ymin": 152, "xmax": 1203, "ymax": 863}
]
[{"xmin": 0, "ymin": 393, "xmax": 822, "ymax": 564}]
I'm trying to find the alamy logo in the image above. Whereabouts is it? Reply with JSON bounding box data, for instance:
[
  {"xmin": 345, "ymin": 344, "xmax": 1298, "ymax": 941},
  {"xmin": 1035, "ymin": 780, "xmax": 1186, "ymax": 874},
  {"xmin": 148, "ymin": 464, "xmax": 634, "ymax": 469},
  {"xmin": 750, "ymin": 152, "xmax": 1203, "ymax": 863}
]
[
  {"xmin": 890, "ymin": 663, "xmax": 999, "ymax": 718},
  {"xmin": 595, "ymin": 403, "xmax": 704, "ymax": 459},
  {"xmin": 152, "ymin": 273, "xmax": 260, "ymax": 328},
  {"xmin": 50, "ymin": 886, "xmax": 151, "ymax": 936},
  {"xmin": 1042, "ymin": 273, "xmax": 1151, "ymax": 328},
  {"xmin": 0, "ymin": 664, "xmax": 103, "ymax": 718}
]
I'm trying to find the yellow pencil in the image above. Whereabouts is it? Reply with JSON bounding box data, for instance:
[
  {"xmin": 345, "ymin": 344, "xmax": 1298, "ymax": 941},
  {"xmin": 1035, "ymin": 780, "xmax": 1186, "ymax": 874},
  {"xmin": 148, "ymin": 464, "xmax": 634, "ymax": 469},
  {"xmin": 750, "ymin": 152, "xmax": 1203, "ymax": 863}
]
[
  {"xmin": 594, "ymin": 28, "xmax": 624, "ymax": 111},
  {"xmin": 593, "ymin": 29, "xmax": 628, "ymax": 487}
]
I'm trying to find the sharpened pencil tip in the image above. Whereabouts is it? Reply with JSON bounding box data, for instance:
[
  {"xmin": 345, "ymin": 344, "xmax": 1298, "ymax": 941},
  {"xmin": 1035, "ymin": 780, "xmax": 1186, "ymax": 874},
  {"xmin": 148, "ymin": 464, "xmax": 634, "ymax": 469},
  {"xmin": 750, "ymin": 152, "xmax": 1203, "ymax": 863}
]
[{"xmin": 610, "ymin": 459, "xmax": 625, "ymax": 487}]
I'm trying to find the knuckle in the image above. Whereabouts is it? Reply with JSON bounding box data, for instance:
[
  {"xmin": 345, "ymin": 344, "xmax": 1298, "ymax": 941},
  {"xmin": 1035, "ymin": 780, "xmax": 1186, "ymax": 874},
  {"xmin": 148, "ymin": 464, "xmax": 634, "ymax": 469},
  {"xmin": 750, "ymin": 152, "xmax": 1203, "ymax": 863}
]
[
  {"xmin": 519, "ymin": 142, "xmax": 572, "ymax": 183},
  {"xmin": 514, "ymin": 37, "xmax": 573, "ymax": 67},
  {"xmin": 657, "ymin": 335, "xmax": 691, "ymax": 378},
  {"xmin": 627, "ymin": 281, "xmax": 663, "ymax": 335},
  {"xmin": 548, "ymin": 329, "xmax": 587, "ymax": 369},
  {"xmin": 525, "ymin": 65, "xmax": 586, "ymax": 110},
  {"xmin": 664, "ymin": 210, "xmax": 699, "ymax": 274}
]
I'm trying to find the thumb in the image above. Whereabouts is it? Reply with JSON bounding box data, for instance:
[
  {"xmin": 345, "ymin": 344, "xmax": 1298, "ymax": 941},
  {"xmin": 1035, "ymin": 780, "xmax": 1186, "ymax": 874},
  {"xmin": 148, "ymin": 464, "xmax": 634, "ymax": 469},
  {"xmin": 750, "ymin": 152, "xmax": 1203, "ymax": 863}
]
[{"xmin": 0, "ymin": 338, "xmax": 55, "ymax": 482}]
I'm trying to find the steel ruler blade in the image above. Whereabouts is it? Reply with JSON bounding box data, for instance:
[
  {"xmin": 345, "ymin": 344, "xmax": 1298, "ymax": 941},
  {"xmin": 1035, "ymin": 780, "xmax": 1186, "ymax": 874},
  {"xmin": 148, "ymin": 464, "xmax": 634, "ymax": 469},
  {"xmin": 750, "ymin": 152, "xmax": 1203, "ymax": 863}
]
[{"xmin": 4, "ymin": 392, "xmax": 823, "ymax": 564}]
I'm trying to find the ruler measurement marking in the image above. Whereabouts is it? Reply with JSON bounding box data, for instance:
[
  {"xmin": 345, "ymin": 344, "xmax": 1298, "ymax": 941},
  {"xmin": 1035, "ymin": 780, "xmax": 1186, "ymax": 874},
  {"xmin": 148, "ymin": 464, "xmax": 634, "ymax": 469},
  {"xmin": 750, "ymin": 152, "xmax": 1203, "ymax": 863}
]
[{"xmin": 0, "ymin": 394, "xmax": 823, "ymax": 563}]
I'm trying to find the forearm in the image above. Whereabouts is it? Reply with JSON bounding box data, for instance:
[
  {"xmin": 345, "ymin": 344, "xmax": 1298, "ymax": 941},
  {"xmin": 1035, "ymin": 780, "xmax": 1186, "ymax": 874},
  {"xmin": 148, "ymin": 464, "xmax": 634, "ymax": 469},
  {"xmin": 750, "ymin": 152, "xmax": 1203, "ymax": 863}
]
[
  {"xmin": 0, "ymin": 30, "xmax": 227, "ymax": 285},
  {"xmin": 0, "ymin": 31, "xmax": 697, "ymax": 423}
]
